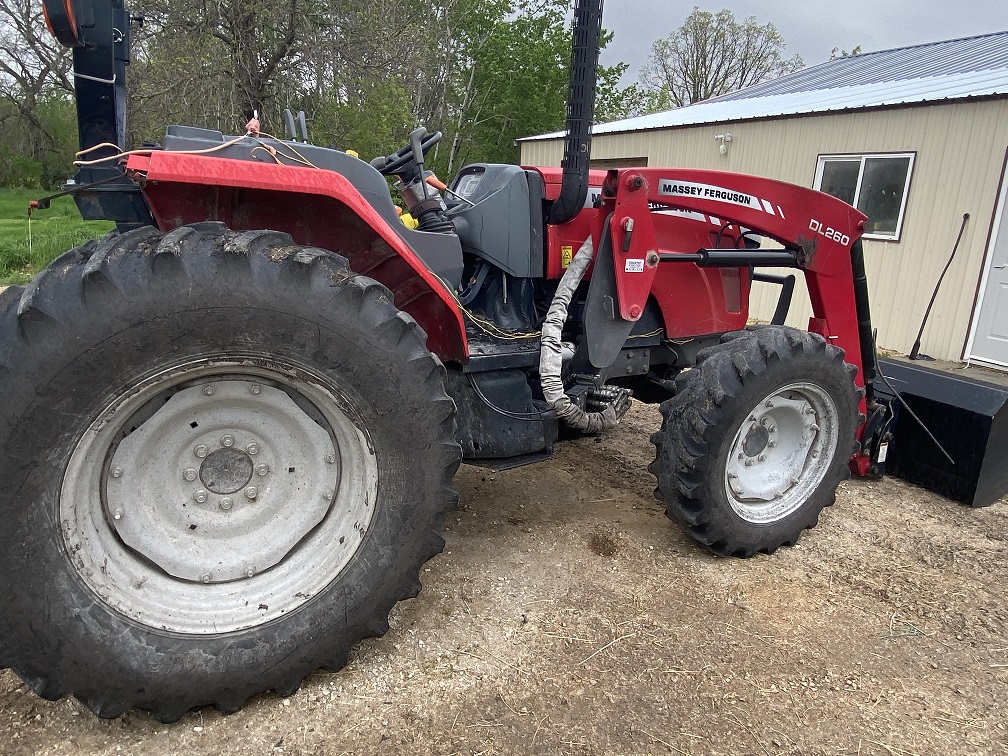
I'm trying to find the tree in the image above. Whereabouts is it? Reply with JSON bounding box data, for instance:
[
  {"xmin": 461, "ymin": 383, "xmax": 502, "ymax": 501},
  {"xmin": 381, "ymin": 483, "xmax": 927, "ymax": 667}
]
[
  {"xmin": 0, "ymin": 0, "xmax": 639, "ymax": 187},
  {"xmin": 638, "ymin": 6, "xmax": 803, "ymax": 110},
  {"xmin": 443, "ymin": 0, "xmax": 633, "ymax": 170},
  {"xmin": 831, "ymin": 45, "xmax": 863, "ymax": 59},
  {"xmin": 0, "ymin": 0, "xmax": 77, "ymax": 185}
]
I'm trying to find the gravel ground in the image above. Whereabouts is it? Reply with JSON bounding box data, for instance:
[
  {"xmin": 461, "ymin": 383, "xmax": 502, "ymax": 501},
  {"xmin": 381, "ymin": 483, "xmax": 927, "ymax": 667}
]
[{"xmin": 1, "ymin": 401, "xmax": 1006, "ymax": 755}]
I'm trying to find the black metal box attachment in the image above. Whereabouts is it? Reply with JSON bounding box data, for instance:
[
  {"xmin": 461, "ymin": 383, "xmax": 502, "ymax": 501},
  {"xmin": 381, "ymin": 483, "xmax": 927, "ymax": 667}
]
[{"xmin": 876, "ymin": 358, "xmax": 1008, "ymax": 507}]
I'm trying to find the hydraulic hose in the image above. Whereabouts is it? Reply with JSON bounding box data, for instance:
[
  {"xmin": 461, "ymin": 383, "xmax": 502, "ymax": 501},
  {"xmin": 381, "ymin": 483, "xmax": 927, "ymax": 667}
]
[{"xmin": 539, "ymin": 236, "xmax": 619, "ymax": 433}]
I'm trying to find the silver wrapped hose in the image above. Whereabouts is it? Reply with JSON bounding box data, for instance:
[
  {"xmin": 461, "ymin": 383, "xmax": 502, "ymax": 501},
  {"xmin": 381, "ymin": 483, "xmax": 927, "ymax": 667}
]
[{"xmin": 539, "ymin": 236, "xmax": 619, "ymax": 434}]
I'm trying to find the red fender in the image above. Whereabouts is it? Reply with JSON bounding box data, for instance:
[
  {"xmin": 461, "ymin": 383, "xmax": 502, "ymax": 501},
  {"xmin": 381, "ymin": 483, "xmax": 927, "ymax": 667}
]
[{"xmin": 125, "ymin": 152, "xmax": 468, "ymax": 363}]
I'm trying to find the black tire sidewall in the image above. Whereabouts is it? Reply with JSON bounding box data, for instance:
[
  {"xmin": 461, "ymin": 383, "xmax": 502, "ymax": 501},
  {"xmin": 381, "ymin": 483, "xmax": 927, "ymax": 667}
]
[
  {"xmin": 654, "ymin": 328, "xmax": 860, "ymax": 556},
  {"xmin": 0, "ymin": 230, "xmax": 457, "ymax": 715},
  {"xmin": 694, "ymin": 349, "xmax": 858, "ymax": 550}
]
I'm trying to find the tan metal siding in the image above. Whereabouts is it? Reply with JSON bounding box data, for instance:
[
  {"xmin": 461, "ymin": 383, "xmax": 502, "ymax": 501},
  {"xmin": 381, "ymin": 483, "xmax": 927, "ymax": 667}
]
[{"xmin": 519, "ymin": 99, "xmax": 1008, "ymax": 362}]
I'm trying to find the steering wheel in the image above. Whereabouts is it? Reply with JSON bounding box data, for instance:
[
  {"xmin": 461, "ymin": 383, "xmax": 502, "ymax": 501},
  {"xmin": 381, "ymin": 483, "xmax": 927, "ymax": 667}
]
[{"xmin": 371, "ymin": 127, "xmax": 442, "ymax": 177}]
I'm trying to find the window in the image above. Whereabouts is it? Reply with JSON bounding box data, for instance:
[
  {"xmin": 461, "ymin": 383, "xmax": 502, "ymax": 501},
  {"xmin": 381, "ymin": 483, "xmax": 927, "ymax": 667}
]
[{"xmin": 813, "ymin": 153, "xmax": 915, "ymax": 241}]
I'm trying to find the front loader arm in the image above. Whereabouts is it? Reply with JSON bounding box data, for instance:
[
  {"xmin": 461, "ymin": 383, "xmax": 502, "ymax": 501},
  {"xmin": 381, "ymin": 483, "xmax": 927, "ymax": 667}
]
[{"xmin": 599, "ymin": 168, "xmax": 870, "ymax": 394}]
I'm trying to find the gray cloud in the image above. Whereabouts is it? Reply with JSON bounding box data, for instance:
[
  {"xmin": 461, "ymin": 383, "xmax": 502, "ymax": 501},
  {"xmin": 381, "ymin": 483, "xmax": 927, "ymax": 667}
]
[{"xmin": 599, "ymin": 0, "xmax": 1005, "ymax": 85}]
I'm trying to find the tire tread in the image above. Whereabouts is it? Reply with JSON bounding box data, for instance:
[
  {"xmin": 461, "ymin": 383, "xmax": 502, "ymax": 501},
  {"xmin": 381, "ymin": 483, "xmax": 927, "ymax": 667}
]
[
  {"xmin": 0, "ymin": 223, "xmax": 461, "ymax": 722},
  {"xmin": 651, "ymin": 326, "xmax": 861, "ymax": 558}
]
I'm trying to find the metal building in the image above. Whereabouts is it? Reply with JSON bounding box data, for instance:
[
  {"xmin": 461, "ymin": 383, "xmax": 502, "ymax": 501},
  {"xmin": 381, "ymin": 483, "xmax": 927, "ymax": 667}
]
[{"xmin": 518, "ymin": 31, "xmax": 1008, "ymax": 368}]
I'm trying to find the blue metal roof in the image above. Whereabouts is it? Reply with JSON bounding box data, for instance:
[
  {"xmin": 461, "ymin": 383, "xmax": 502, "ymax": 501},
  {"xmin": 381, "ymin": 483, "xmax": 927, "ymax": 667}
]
[{"xmin": 521, "ymin": 30, "xmax": 1008, "ymax": 141}]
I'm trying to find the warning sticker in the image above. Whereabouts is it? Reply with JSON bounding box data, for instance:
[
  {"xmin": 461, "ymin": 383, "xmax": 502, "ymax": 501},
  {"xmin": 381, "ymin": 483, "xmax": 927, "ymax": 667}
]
[
  {"xmin": 625, "ymin": 259, "xmax": 645, "ymax": 273},
  {"xmin": 561, "ymin": 245, "xmax": 573, "ymax": 269}
]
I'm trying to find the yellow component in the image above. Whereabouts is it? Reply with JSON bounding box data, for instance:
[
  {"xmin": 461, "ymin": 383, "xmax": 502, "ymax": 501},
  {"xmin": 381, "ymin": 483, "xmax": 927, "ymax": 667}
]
[
  {"xmin": 346, "ymin": 149, "xmax": 359, "ymax": 158},
  {"xmin": 401, "ymin": 212, "xmax": 419, "ymax": 229},
  {"xmin": 561, "ymin": 245, "xmax": 574, "ymax": 269}
]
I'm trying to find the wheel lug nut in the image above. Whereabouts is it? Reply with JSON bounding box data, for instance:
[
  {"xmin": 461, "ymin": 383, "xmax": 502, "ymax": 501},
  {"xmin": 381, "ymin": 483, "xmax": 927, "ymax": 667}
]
[
  {"xmin": 220, "ymin": 497, "xmax": 233, "ymax": 511},
  {"xmin": 194, "ymin": 445, "xmax": 208, "ymax": 458},
  {"xmin": 201, "ymin": 573, "xmax": 211, "ymax": 583},
  {"xmin": 194, "ymin": 490, "xmax": 208, "ymax": 503},
  {"xmin": 245, "ymin": 486, "xmax": 258, "ymax": 500},
  {"xmin": 246, "ymin": 442, "xmax": 259, "ymax": 455},
  {"xmin": 250, "ymin": 384, "xmax": 261, "ymax": 395},
  {"xmin": 325, "ymin": 454, "xmax": 336, "ymax": 464},
  {"xmin": 221, "ymin": 435, "xmax": 234, "ymax": 447},
  {"xmin": 810, "ymin": 423, "xmax": 820, "ymax": 432},
  {"xmin": 203, "ymin": 385, "xmax": 214, "ymax": 396},
  {"xmin": 111, "ymin": 467, "xmax": 123, "ymax": 479},
  {"xmin": 112, "ymin": 507, "xmax": 124, "ymax": 520},
  {"xmin": 758, "ymin": 454, "xmax": 766, "ymax": 462},
  {"xmin": 768, "ymin": 440, "xmax": 777, "ymax": 448},
  {"xmin": 811, "ymin": 450, "xmax": 819, "ymax": 459},
  {"xmin": 244, "ymin": 567, "xmax": 255, "ymax": 578},
  {"xmin": 183, "ymin": 468, "xmax": 197, "ymax": 482},
  {"xmin": 257, "ymin": 464, "xmax": 270, "ymax": 476},
  {"xmin": 765, "ymin": 400, "xmax": 774, "ymax": 408},
  {"xmin": 769, "ymin": 425, "xmax": 777, "ymax": 433},
  {"xmin": 744, "ymin": 458, "xmax": 755, "ymax": 467}
]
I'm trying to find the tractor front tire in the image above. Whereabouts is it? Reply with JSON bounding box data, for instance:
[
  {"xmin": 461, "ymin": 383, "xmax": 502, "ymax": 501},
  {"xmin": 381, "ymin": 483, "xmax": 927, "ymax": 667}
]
[
  {"xmin": 0, "ymin": 223, "xmax": 460, "ymax": 721},
  {"xmin": 650, "ymin": 326, "xmax": 861, "ymax": 557}
]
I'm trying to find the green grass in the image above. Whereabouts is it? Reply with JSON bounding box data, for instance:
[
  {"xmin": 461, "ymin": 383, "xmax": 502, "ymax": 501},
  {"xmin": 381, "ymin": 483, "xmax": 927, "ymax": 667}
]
[{"xmin": 0, "ymin": 188, "xmax": 114, "ymax": 285}]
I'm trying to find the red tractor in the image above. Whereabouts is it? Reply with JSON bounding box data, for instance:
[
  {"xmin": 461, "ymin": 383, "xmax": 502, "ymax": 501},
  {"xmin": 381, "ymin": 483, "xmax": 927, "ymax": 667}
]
[{"xmin": 0, "ymin": 0, "xmax": 888, "ymax": 720}]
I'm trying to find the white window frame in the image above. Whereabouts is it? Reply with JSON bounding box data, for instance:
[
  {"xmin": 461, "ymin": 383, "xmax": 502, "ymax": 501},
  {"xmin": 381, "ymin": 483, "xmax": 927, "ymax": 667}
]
[{"xmin": 813, "ymin": 152, "xmax": 916, "ymax": 242}]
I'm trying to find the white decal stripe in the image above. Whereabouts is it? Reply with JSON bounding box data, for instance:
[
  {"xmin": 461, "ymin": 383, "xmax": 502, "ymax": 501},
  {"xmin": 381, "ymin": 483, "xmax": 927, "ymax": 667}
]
[
  {"xmin": 761, "ymin": 199, "xmax": 775, "ymax": 216},
  {"xmin": 655, "ymin": 209, "xmax": 708, "ymax": 223},
  {"xmin": 777, "ymin": 205, "xmax": 786, "ymax": 219}
]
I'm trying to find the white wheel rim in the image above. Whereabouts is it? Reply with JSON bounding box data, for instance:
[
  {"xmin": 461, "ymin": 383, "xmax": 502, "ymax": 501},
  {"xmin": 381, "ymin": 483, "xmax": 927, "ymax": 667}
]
[
  {"xmin": 724, "ymin": 381, "xmax": 840, "ymax": 524},
  {"xmin": 60, "ymin": 357, "xmax": 378, "ymax": 634}
]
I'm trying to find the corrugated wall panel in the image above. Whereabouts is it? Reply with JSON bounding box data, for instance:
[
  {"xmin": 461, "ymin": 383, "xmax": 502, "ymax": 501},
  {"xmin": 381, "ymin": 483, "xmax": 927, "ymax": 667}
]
[{"xmin": 518, "ymin": 99, "xmax": 1008, "ymax": 362}]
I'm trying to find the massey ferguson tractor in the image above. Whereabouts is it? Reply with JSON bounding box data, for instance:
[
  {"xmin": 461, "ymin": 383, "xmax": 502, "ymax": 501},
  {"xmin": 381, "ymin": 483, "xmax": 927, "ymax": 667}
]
[{"xmin": 0, "ymin": 0, "xmax": 926, "ymax": 721}]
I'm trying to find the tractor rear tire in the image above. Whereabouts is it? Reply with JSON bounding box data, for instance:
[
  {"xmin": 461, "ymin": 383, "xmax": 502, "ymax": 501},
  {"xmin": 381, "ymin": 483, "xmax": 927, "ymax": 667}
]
[
  {"xmin": 0, "ymin": 223, "xmax": 460, "ymax": 721},
  {"xmin": 650, "ymin": 326, "xmax": 861, "ymax": 557}
]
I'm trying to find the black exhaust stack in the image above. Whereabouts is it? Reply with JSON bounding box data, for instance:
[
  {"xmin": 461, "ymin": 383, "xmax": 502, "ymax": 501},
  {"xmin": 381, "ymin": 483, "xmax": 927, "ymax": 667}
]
[{"xmin": 547, "ymin": 0, "xmax": 604, "ymax": 226}]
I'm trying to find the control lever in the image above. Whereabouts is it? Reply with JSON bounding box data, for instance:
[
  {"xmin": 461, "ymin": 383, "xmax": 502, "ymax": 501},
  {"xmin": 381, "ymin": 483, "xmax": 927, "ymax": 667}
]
[
  {"xmin": 409, "ymin": 127, "xmax": 429, "ymax": 198},
  {"xmin": 282, "ymin": 109, "xmax": 297, "ymax": 141},
  {"xmin": 297, "ymin": 111, "xmax": 308, "ymax": 143}
]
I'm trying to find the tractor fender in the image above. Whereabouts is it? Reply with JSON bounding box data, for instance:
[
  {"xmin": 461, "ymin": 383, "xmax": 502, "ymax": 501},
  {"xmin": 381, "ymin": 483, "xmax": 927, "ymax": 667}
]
[{"xmin": 126, "ymin": 152, "xmax": 468, "ymax": 363}]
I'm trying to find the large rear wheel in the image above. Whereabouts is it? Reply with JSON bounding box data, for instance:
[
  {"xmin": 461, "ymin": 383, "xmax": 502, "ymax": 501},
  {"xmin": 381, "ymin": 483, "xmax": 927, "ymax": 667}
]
[
  {"xmin": 0, "ymin": 223, "xmax": 460, "ymax": 721},
  {"xmin": 650, "ymin": 327, "xmax": 861, "ymax": 557}
]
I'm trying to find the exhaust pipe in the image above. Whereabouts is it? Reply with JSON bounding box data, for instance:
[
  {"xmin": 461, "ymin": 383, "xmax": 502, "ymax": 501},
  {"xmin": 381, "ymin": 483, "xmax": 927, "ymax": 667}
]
[{"xmin": 547, "ymin": 0, "xmax": 604, "ymax": 225}]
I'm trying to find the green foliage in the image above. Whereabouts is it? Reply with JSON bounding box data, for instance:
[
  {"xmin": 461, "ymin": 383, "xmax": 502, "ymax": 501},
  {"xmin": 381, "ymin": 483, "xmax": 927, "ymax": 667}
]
[
  {"xmin": 0, "ymin": 155, "xmax": 43, "ymax": 189},
  {"xmin": 0, "ymin": 94, "xmax": 78, "ymax": 189},
  {"xmin": 3, "ymin": 0, "xmax": 644, "ymax": 191},
  {"xmin": 459, "ymin": 0, "xmax": 571, "ymax": 166},
  {"xmin": 313, "ymin": 79, "xmax": 416, "ymax": 161},
  {"xmin": 0, "ymin": 189, "xmax": 113, "ymax": 285}
]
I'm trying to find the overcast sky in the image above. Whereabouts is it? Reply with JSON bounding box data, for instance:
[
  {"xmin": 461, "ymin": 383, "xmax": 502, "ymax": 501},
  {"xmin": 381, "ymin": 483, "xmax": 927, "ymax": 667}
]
[{"xmin": 599, "ymin": 0, "xmax": 1008, "ymax": 85}]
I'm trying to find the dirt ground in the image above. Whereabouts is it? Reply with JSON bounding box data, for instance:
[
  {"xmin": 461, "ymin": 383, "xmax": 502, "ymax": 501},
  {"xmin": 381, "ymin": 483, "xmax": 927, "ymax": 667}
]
[{"xmin": 1, "ymin": 401, "xmax": 1005, "ymax": 756}]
